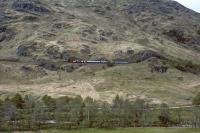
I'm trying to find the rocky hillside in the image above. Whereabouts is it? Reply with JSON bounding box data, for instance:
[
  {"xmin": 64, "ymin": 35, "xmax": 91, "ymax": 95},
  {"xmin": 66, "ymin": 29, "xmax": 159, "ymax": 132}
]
[{"xmin": 0, "ymin": 0, "xmax": 200, "ymax": 105}]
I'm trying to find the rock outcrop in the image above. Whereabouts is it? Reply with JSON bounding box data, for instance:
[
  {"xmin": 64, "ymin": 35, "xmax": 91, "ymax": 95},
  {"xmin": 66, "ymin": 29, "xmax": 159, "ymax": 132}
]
[
  {"xmin": 35, "ymin": 58, "xmax": 59, "ymax": 71},
  {"xmin": 12, "ymin": 0, "xmax": 50, "ymax": 14},
  {"xmin": 20, "ymin": 65, "xmax": 47, "ymax": 76},
  {"xmin": 46, "ymin": 45, "xmax": 62, "ymax": 59},
  {"xmin": 130, "ymin": 50, "xmax": 164, "ymax": 63},
  {"xmin": 17, "ymin": 42, "xmax": 41, "ymax": 56},
  {"xmin": 164, "ymin": 28, "xmax": 187, "ymax": 43},
  {"xmin": 0, "ymin": 26, "xmax": 15, "ymax": 42},
  {"xmin": 151, "ymin": 65, "xmax": 168, "ymax": 73},
  {"xmin": 0, "ymin": 12, "xmax": 6, "ymax": 22}
]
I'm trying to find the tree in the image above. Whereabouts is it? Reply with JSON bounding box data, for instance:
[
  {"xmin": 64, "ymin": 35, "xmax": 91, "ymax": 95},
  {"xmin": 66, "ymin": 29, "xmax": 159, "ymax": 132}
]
[
  {"xmin": 54, "ymin": 96, "xmax": 71, "ymax": 126},
  {"xmin": 0, "ymin": 99, "xmax": 3, "ymax": 106},
  {"xmin": 121, "ymin": 99, "xmax": 134, "ymax": 127},
  {"xmin": 2, "ymin": 98, "xmax": 17, "ymax": 121},
  {"xmin": 192, "ymin": 92, "xmax": 200, "ymax": 105},
  {"xmin": 84, "ymin": 97, "xmax": 98, "ymax": 127},
  {"xmin": 55, "ymin": 96, "xmax": 71, "ymax": 112},
  {"xmin": 42, "ymin": 95, "xmax": 56, "ymax": 109},
  {"xmin": 112, "ymin": 95, "xmax": 123, "ymax": 116},
  {"xmin": 158, "ymin": 103, "xmax": 171, "ymax": 127},
  {"xmin": 197, "ymin": 27, "xmax": 200, "ymax": 35},
  {"xmin": 133, "ymin": 98, "xmax": 146, "ymax": 126},
  {"xmin": 68, "ymin": 96, "xmax": 84, "ymax": 124},
  {"xmin": 32, "ymin": 101, "xmax": 46, "ymax": 130},
  {"xmin": 11, "ymin": 93, "xmax": 25, "ymax": 109},
  {"xmin": 112, "ymin": 95, "xmax": 123, "ymax": 108},
  {"xmin": 24, "ymin": 95, "xmax": 36, "ymax": 109}
]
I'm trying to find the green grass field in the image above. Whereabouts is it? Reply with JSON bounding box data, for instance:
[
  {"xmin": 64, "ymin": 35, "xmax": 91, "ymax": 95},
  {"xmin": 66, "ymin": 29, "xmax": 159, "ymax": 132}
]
[{"xmin": 41, "ymin": 128, "xmax": 200, "ymax": 133}]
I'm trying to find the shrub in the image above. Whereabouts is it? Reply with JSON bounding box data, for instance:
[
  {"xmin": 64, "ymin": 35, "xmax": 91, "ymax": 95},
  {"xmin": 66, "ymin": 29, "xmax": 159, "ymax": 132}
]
[
  {"xmin": 192, "ymin": 92, "xmax": 200, "ymax": 105},
  {"xmin": 11, "ymin": 93, "xmax": 25, "ymax": 109},
  {"xmin": 165, "ymin": 59, "xmax": 200, "ymax": 74},
  {"xmin": 158, "ymin": 103, "xmax": 171, "ymax": 127},
  {"xmin": 107, "ymin": 61, "xmax": 115, "ymax": 67}
]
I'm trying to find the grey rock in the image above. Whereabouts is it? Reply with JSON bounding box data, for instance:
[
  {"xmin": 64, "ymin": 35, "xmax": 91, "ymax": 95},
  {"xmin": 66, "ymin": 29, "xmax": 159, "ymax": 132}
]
[
  {"xmin": 123, "ymin": 0, "xmax": 184, "ymax": 15},
  {"xmin": 164, "ymin": 28, "xmax": 186, "ymax": 43},
  {"xmin": 0, "ymin": 12, "xmax": 6, "ymax": 22},
  {"xmin": 151, "ymin": 65, "xmax": 168, "ymax": 73},
  {"xmin": 17, "ymin": 42, "xmax": 37, "ymax": 56},
  {"xmin": 0, "ymin": 26, "xmax": 7, "ymax": 33},
  {"xmin": 12, "ymin": 0, "xmax": 50, "ymax": 14},
  {"xmin": 130, "ymin": 50, "xmax": 164, "ymax": 63},
  {"xmin": 23, "ymin": 15, "xmax": 39, "ymax": 21},
  {"xmin": 99, "ymin": 30, "xmax": 113, "ymax": 37},
  {"xmin": 80, "ymin": 45, "xmax": 90, "ymax": 55},
  {"xmin": 62, "ymin": 50, "xmax": 70, "ymax": 61},
  {"xmin": 46, "ymin": 45, "xmax": 62, "ymax": 59},
  {"xmin": 20, "ymin": 65, "xmax": 47, "ymax": 76},
  {"xmin": 0, "ymin": 26, "xmax": 15, "ymax": 42},
  {"xmin": 35, "ymin": 58, "xmax": 58, "ymax": 71},
  {"xmin": 93, "ymin": 7, "xmax": 105, "ymax": 15},
  {"xmin": 0, "ymin": 32, "xmax": 6, "ymax": 42},
  {"xmin": 61, "ymin": 65, "xmax": 74, "ymax": 72},
  {"xmin": 126, "ymin": 48, "xmax": 134, "ymax": 56}
]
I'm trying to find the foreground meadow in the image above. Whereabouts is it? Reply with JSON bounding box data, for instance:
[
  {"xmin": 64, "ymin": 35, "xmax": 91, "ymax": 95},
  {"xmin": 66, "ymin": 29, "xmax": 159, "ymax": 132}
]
[{"xmin": 40, "ymin": 128, "xmax": 200, "ymax": 133}]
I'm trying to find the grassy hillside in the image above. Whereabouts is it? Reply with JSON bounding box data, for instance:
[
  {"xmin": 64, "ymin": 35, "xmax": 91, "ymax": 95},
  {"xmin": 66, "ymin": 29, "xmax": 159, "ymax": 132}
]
[{"xmin": 0, "ymin": 0, "xmax": 200, "ymax": 105}]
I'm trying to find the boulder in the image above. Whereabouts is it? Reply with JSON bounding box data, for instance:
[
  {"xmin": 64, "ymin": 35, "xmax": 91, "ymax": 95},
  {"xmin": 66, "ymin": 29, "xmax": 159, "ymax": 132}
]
[
  {"xmin": 0, "ymin": 26, "xmax": 15, "ymax": 42},
  {"xmin": 46, "ymin": 45, "xmax": 62, "ymax": 59},
  {"xmin": 148, "ymin": 57, "xmax": 168, "ymax": 73},
  {"xmin": 80, "ymin": 45, "xmax": 91, "ymax": 55},
  {"xmin": 123, "ymin": 0, "xmax": 180, "ymax": 16},
  {"xmin": 0, "ymin": 26, "xmax": 7, "ymax": 33},
  {"xmin": 52, "ymin": 22, "xmax": 72, "ymax": 30},
  {"xmin": 12, "ymin": 0, "xmax": 50, "ymax": 14},
  {"xmin": 99, "ymin": 36, "xmax": 108, "ymax": 41},
  {"xmin": 130, "ymin": 50, "xmax": 164, "ymax": 63},
  {"xmin": 22, "ymin": 15, "xmax": 39, "ymax": 21},
  {"xmin": 20, "ymin": 65, "xmax": 47, "ymax": 76},
  {"xmin": 61, "ymin": 65, "xmax": 74, "ymax": 72},
  {"xmin": 0, "ymin": 32, "xmax": 6, "ymax": 42},
  {"xmin": 81, "ymin": 25, "xmax": 96, "ymax": 37},
  {"xmin": 35, "ymin": 58, "xmax": 58, "ymax": 71},
  {"xmin": 99, "ymin": 30, "xmax": 113, "ymax": 37},
  {"xmin": 126, "ymin": 48, "xmax": 135, "ymax": 56},
  {"xmin": 0, "ymin": 12, "xmax": 6, "ymax": 22},
  {"xmin": 17, "ymin": 42, "xmax": 37, "ymax": 56},
  {"xmin": 62, "ymin": 50, "xmax": 70, "ymax": 61},
  {"xmin": 93, "ymin": 7, "xmax": 105, "ymax": 15},
  {"xmin": 197, "ymin": 28, "xmax": 200, "ymax": 35},
  {"xmin": 164, "ymin": 29, "xmax": 187, "ymax": 43},
  {"xmin": 151, "ymin": 65, "xmax": 168, "ymax": 73},
  {"xmin": 98, "ymin": 29, "xmax": 113, "ymax": 42},
  {"xmin": 114, "ymin": 50, "xmax": 124, "ymax": 57}
]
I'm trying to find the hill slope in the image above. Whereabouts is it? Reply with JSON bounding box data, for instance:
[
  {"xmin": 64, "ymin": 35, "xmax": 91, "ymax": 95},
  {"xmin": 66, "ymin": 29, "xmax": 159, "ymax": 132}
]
[{"xmin": 0, "ymin": 0, "xmax": 200, "ymax": 105}]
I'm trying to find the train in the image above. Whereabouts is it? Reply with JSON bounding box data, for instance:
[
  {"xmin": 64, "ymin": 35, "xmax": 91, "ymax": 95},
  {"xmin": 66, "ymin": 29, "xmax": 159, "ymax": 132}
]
[{"xmin": 71, "ymin": 60, "xmax": 128, "ymax": 64}]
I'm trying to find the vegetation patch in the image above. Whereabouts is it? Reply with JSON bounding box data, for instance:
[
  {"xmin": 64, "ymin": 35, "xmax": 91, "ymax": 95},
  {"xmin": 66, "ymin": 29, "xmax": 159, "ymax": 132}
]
[{"xmin": 0, "ymin": 94, "xmax": 200, "ymax": 132}]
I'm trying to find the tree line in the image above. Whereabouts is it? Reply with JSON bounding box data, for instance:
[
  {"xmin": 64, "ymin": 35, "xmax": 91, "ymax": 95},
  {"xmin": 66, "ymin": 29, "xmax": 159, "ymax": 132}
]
[{"xmin": 0, "ymin": 93, "xmax": 200, "ymax": 131}]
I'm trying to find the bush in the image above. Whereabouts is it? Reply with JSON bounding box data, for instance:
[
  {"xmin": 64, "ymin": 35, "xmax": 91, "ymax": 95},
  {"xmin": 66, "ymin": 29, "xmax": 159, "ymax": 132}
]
[
  {"xmin": 107, "ymin": 61, "xmax": 115, "ymax": 67},
  {"xmin": 197, "ymin": 28, "xmax": 200, "ymax": 35},
  {"xmin": 192, "ymin": 92, "xmax": 200, "ymax": 105},
  {"xmin": 158, "ymin": 103, "xmax": 171, "ymax": 127},
  {"xmin": 42, "ymin": 95, "xmax": 56, "ymax": 108},
  {"xmin": 165, "ymin": 59, "xmax": 200, "ymax": 74},
  {"xmin": 11, "ymin": 93, "xmax": 25, "ymax": 109}
]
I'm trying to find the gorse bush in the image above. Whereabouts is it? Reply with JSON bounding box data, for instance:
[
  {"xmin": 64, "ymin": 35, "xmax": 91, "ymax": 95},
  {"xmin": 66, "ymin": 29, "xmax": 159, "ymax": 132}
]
[
  {"xmin": 163, "ymin": 59, "xmax": 200, "ymax": 74},
  {"xmin": 192, "ymin": 92, "xmax": 200, "ymax": 105}
]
